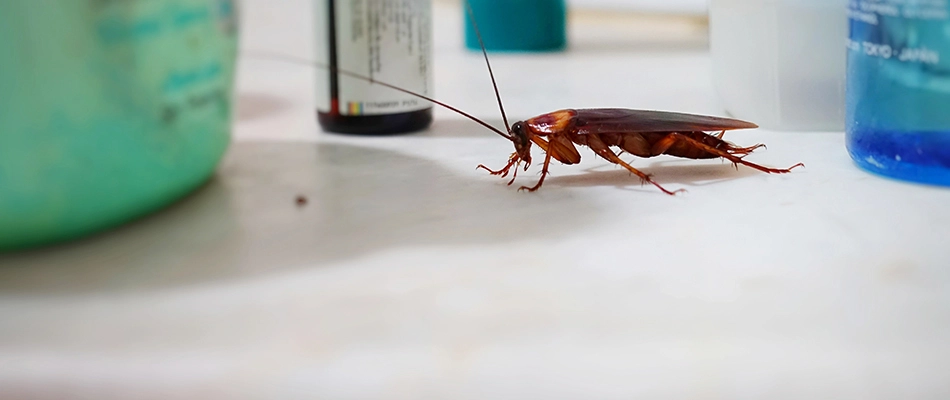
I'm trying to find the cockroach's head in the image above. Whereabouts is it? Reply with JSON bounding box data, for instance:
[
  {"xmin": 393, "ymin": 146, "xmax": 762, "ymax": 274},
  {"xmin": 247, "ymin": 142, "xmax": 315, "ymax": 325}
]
[{"xmin": 509, "ymin": 121, "xmax": 532, "ymax": 163}]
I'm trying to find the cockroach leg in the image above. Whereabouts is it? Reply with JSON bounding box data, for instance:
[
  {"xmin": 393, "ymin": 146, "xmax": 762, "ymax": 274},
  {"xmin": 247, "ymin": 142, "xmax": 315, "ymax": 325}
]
[
  {"xmin": 477, "ymin": 152, "xmax": 519, "ymax": 176},
  {"xmin": 475, "ymin": 163, "xmax": 501, "ymax": 174},
  {"xmin": 729, "ymin": 143, "xmax": 766, "ymax": 154},
  {"xmin": 716, "ymin": 130, "xmax": 726, "ymax": 139},
  {"xmin": 519, "ymin": 150, "xmax": 553, "ymax": 192},
  {"xmin": 648, "ymin": 134, "xmax": 678, "ymax": 156},
  {"xmin": 587, "ymin": 133, "xmax": 684, "ymax": 195},
  {"xmin": 508, "ymin": 160, "xmax": 521, "ymax": 185},
  {"xmin": 616, "ymin": 157, "xmax": 684, "ymax": 195},
  {"xmin": 671, "ymin": 133, "xmax": 804, "ymax": 173}
]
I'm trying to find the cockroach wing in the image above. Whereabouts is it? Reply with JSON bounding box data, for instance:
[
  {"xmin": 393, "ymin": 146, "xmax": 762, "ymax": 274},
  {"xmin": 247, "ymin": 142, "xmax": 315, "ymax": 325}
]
[{"xmin": 572, "ymin": 108, "xmax": 758, "ymax": 134}]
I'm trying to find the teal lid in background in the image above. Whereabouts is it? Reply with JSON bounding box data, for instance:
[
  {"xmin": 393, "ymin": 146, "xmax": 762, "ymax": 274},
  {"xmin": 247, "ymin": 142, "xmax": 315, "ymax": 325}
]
[{"xmin": 464, "ymin": 0, "xmax": 567, "ymax": 52}]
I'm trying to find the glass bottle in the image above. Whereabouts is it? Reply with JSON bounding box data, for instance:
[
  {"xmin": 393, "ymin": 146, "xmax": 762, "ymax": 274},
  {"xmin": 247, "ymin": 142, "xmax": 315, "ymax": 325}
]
[
  {"xmin": 846, "ymin": 0, "xmax": 950, "ymax": 185},
  {"xmin": 314, "ymin": 0, "xmax": 433, "ymax": 135}
]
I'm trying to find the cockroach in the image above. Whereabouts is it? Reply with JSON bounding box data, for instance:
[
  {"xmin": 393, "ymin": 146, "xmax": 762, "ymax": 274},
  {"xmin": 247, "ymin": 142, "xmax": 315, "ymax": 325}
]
[
  {"xmin": 249, "ymin": 2, "xmax": 803, "ymax": 195},
  {"xmin": 472, "ymin": 108, "xmax": 803, "ymax": 195}
]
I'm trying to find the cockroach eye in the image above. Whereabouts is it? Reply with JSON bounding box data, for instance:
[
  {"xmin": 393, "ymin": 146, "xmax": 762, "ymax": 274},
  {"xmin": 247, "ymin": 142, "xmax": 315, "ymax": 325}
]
[{"xmin": 512, "ymin": 122, "xmax": 526, "ymax": 135}]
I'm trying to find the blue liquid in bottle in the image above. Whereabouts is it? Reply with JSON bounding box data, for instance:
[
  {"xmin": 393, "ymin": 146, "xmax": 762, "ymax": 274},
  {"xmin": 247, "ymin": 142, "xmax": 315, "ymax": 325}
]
[{"xmin": 846, "ymin": 1, "xmax": 950, "ymax": 186}]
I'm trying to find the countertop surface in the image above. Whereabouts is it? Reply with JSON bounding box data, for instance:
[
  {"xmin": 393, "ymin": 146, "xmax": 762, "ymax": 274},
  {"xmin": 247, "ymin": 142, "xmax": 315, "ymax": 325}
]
[{"xmin": 2, "ymin": 1, "xmax": 950, "ymax": 399}]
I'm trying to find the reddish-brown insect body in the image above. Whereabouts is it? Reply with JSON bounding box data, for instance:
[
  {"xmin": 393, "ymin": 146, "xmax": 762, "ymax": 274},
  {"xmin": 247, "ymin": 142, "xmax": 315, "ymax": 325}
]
[
  {"xmin": 251, "ymin": 1, "xmax": 804, "ymax": 195},
  {"xmin": 460, "ymin": 2, "xmax": 802, "ymax": 195},
  {"xmin": 476, "ymin": 108, "xmax": 803, "ymax": 195}
]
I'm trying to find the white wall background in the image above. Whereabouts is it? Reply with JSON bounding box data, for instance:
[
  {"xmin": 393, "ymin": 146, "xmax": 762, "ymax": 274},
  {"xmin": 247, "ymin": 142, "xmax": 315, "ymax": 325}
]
[{"xmin": 568, "ymin": 0, "xmax": 706, "ymax": 15}]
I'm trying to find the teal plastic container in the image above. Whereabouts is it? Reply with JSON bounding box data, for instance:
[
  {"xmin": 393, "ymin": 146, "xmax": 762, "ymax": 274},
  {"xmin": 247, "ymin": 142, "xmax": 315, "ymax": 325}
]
[{"xmin": 0, "ymin": 0, "xmax": 239, "ymax": 250}]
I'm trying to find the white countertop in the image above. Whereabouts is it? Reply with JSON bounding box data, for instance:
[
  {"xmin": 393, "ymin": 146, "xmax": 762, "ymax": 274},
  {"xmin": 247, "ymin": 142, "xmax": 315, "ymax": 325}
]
[{"xmin": 2, "ymin": 1, "xmax": 950, "ymax": 399}]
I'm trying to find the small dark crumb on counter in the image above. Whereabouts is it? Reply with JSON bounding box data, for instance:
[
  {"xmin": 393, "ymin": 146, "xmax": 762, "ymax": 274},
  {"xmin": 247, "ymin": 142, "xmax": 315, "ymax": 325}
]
[{"xmin": 295, "ymin": 195, "xmax": 308, "ymax": 207}]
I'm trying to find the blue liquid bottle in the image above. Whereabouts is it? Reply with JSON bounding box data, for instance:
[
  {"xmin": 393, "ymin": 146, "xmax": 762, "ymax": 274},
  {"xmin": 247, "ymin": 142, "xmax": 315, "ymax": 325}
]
[{"xmin": 846, "ymin": 1, "xmax": 950, "ymax": 186}]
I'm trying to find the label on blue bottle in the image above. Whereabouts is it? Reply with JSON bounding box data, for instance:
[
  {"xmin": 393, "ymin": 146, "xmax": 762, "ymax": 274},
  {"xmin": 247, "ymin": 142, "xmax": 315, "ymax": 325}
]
[
  {"xmin": 846, "ymin": 1, "xmax": 946, "ymax": 67},
  {"xmin": 847, "ymin": 0, "xmax": 950, "ymax": 132}
]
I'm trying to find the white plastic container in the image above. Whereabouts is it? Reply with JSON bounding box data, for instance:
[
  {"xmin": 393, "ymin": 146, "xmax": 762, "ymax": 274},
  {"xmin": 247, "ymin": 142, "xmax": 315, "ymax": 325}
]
[{"xmin": 709, "ymin": 0, "xmax": 848, "ymax": 131}]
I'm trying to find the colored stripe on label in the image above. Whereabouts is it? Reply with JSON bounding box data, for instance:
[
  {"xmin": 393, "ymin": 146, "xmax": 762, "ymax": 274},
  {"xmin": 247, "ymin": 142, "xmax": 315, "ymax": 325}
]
[{"xmin": 348, "ymin": 102, "xmax": 362, "ymax": 115}]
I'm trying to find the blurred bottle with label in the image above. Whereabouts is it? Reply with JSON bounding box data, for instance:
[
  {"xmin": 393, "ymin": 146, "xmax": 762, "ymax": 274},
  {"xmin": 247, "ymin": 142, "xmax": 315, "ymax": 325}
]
[
  {"xmin": 314, "ymin": 0, "xmax": 433, "ymax": 135},
  {"xmin": 846, "ymin": 0, "xmax": 950, "ymax": 185}
]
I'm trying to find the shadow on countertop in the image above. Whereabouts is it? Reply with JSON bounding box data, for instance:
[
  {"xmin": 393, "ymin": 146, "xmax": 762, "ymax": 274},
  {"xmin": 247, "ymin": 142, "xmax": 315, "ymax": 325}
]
[
  {"xmin": 0, "ymin": 142, "xmax": 600, "ymax": 294},
  {"xmin": 235, "ymin": 91, "xmax": 295, "ymax": 122},
  {"xmin": 546, "ymin": 159, "xmax": 764, "ymax": 191}
]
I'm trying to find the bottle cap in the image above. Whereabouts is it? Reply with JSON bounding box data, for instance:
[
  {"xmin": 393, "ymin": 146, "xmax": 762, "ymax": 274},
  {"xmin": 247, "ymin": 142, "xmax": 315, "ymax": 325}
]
[{"xmin": 464, "ymin": 0, "xmax": 567, "ymax": 52}]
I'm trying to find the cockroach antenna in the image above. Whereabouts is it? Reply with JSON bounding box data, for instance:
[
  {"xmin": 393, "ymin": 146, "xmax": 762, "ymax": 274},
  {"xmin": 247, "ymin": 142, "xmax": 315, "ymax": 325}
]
[
  {"xmin": 463, "ymin": 0, "xmax": 511, "ymax": 135},
  {"xmin": 242, "ymin": 51, "xmax": 512, "ymax": 140}
]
